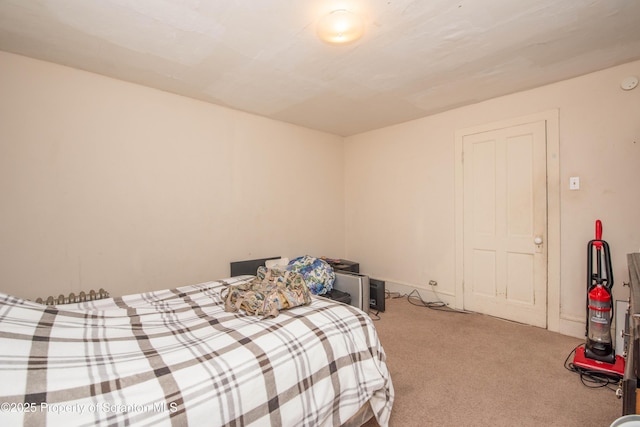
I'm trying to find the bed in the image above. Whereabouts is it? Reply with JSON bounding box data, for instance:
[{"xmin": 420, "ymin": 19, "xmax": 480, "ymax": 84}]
[{"xmin": 0, "ymin": 275, "xmax": 393, "ymax": 426}]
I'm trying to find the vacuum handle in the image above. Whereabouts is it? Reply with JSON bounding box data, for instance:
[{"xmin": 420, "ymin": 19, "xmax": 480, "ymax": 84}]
[{"xmin": 594, "ymin": 219, "xmax": 603, "ymax": 249}]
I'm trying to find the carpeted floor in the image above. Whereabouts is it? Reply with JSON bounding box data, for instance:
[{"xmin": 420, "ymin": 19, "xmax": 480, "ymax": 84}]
[{"xmin": 364, "ymin": 295, "xmax": 623, "ymax": 427}]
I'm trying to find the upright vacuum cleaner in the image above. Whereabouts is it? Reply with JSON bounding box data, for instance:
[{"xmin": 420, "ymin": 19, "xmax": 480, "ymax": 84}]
[{"xmin": 572, "ymin": 220, "xmax": 625, "ymax": 376}]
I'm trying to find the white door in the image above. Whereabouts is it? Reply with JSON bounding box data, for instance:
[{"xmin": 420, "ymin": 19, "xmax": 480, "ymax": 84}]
[{"xmin": 462, "ymin": 121, "xmax": 547, "ymax": 327}]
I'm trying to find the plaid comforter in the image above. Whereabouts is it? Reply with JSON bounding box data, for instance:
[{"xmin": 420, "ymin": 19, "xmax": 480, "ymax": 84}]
[{"xmin": 0, "ymin": 278, "xmax": 393, "ymax": 427}]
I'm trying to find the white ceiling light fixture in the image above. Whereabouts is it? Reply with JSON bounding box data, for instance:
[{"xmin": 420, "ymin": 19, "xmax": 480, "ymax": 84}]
[{"xmin": 317, "ymin": 9, "xmax": 364, "ymax": 45}]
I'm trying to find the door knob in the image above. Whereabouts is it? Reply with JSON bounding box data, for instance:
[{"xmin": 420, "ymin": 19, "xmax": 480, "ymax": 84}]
[{"xmin": 534, "ymin": 236, "xmax": 543, "ymax": 245}]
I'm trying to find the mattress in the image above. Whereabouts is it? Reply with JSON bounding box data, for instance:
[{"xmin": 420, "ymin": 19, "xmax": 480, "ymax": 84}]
[{"xmin": 0, "ymin": 277, "xmax": 393, "ymax": 426}]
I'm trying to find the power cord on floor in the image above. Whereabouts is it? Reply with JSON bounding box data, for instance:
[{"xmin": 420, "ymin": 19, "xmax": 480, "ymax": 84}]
[
  {"xmin": 369, "ymin": 310, "xmax": 381, "ymax": 321},
  {"xmin": 564, "ymin": 343, "xmax": 621, "ymax": 392},
  {"xmin": 385, "ymin": 288, "xmax": 471, "ymax": 314},
  {"xmin": 407, "ymin": 289, "xmax": 471, "ymax": 313},
  {"xmin": 385, "ymin": 290, "xmax": 406, "ymax": 300}
]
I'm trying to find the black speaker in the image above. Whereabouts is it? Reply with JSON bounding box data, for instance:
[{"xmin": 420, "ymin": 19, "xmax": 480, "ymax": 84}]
[{"xmin": 369, "ymin": 278, "xmax": 385, "ymax": 312}]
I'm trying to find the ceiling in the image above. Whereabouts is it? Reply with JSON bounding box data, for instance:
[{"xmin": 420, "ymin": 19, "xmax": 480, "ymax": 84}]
[{"xmin": 1, "ymin": 0, "xmax": 639, "ymax": 136}]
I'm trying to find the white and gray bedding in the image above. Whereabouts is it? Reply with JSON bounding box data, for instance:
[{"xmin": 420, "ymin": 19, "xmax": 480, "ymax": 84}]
[{"xmin": 0, "ymin": 277, "xmax": 393, "ymax": 426}]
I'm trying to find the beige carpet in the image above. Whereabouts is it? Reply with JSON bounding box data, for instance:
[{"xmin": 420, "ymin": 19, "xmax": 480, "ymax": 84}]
[{"xmin": 364, "ymin": 295, "xmax": 623, "ymax": 427}]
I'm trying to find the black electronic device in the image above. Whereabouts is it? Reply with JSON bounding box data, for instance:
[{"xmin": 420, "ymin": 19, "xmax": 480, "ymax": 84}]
[{"xmin": 369, "ymin": 278, "xmax": 386, "ymax": 312}]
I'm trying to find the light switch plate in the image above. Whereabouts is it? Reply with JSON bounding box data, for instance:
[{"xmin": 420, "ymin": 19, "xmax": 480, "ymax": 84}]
[{"xmin": 569, "ymin": 176, "xmax": 580, "ymax": 190}]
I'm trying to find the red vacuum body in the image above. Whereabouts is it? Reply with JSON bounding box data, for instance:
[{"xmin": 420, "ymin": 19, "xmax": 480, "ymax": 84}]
[{"xmin": 572, "ymin": 220, "xmax": 625, "ymax": 376}]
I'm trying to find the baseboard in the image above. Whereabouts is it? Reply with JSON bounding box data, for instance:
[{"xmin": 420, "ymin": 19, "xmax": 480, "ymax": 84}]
[
  {"xmin": 557, "ymin": 316, "xmax": 585, "ymax": 339},
  {"xmin": 385, "ymin": 281, "xmax": 587, "ymax": 339}
]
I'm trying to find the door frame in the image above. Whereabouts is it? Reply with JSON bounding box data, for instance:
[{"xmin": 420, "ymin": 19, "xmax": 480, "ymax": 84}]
[{"xmin": 454, "ymin": 110, "xmax": 561, "ymax": 331}]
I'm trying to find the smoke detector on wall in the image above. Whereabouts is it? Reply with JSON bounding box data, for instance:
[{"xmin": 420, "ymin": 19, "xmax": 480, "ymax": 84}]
[{"xmin": 620, "ymin": 76, "xmax": 638, "ymax": 91}]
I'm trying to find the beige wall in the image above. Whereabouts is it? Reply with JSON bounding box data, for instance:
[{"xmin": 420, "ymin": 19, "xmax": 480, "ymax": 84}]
[
  {"xmin": 2, "ymin": 49, "xmax": 639, "ymax": 337},
  {"xmin": 345, "ymin": 60, "xmax": 640, "ymax": 337},
  {"xmin": 0, "ymin": 51, "xmax": 345, "ymax": 300}
]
